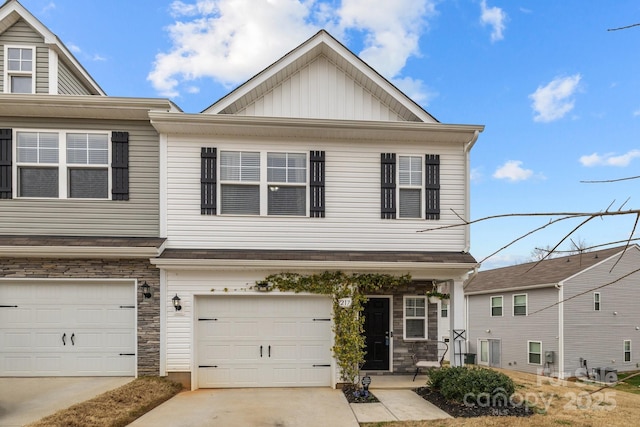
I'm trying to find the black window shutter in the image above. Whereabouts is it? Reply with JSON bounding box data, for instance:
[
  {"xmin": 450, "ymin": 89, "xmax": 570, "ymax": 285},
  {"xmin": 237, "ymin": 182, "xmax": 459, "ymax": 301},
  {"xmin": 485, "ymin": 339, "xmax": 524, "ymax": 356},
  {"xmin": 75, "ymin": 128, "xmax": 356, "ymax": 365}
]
[
  {"xmin": 201, "ymin": 147, "xmax": 217, "ymax": 215},
  {"xmin": 111, "ymin": 131, "xmax": 129, "ymax": 201},
  {"xmin": 425, "ymin": 154, "xmax": 440, "ymax": 220},
  {"xmin": 381, "ymin": 153, "xmax": 396, "ymax": 219},
  {"xmin": 310, "ymin": 150, "xmax": 325, "ymax": 218},
  {"xmin": 0, "ymin": 129, "xmax": 12, "ymax": 199}
]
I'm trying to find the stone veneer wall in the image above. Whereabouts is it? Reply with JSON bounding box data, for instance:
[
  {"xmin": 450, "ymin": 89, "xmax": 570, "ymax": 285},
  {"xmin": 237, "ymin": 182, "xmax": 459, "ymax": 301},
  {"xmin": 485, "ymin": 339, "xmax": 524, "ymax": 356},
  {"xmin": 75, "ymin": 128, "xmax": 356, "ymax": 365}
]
[{"xmin": 0, "ymin": 257, "xmax": 160, "ymax": 376}]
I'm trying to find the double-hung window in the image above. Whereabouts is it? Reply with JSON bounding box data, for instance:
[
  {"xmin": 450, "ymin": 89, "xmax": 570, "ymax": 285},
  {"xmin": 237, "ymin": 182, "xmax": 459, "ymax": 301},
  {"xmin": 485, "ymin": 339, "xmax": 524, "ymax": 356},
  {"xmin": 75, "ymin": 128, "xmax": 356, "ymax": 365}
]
[
  {"xmin": 513, "ymin": 294, "xmax": 527, "ymax": 316},
  {"xmin": 440, "ymin": 302, "xmax": 448, "ymax": 318},
  {"xmin": 528, "ymin": 341, "xmax": 542, "ymax": 365},
  {"xmin": 490, "ymin": 296, "xmax": 503, "ymax": 317},
  {"xmin": 219, "ymin": 150, "xmax": 307, "ymax": 216},
  {"xmin": 404, "ymin": 296, "xmax": 427, "ymax": 339},
  {"xmin": 5, "ymin": 46, "xmax": 34, "ymax": 94},
  {"xmin": 16, "ymin": 130, "xmax": 110, "ymax": 199},
  {"xmin": 594, "ymin": 292, "xmax": 601, "ymax": 311},
  {"xmin": 624, "ymin": 340, "xmax": 631, "ymax": 363},
  {"xmin": 398, "ymin": 155, "xmax": 422, "ymax": 218}
]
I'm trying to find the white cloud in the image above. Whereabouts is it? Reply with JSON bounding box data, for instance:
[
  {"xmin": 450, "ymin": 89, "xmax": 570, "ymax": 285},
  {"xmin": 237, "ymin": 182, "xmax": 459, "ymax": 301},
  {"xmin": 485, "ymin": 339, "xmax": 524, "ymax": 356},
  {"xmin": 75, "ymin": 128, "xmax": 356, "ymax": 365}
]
[
  {"xmin": 493, "ymin": 160, "xmax": 533, "ymax": 182},
  {"xmin": 67, "ymin": 43, "xmax": 81, "ymax": 54},
  {"xmin": 633, "ymin": 109, "xmax": 640, "ymax": 117},
  {"xmin": 92, "ymin": 54, "xmax": 107, "ymax": 62},
  {"xmin": 392, "ymin": 76, "xmax": 437, "ymax": 106},
  {"xmin": 579, "ymin": 150, "xmax": 640, "ymax": 167},
  {"xmin": 480, "ymin": 0, "xmax": 507, "ymax": 42},
  {"xmin": 148, "ymin": 0, "xmax": 437, "ymax": 98},
  {"xmin": 529, "ymin": 74, "xmax": 581, "ymax": 122}
]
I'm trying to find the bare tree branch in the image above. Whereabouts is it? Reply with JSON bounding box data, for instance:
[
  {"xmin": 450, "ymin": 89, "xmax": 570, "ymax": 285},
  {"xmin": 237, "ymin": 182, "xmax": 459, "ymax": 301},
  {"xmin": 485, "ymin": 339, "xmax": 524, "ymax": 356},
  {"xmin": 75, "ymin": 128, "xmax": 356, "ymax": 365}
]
[
  {"xmin": 581, "ymin": 175, "xmax": 640, "ymax": 183},
  {"xmin": 607, "ymin": 22, "xmax": 640, "ymax": 31}
]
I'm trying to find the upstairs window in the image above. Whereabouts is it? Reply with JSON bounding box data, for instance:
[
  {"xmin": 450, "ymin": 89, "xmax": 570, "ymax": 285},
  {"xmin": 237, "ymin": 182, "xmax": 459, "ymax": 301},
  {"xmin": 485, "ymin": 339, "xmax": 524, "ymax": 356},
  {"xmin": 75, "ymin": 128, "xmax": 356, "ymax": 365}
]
[
  {"xmin": 398, "ymin": 155, "xmax": 422, "ymax": 218},
  {"xmin": 16, "ymin": 130, "xmax": 110, "ymax": 199},
  {"xmin": 219, "ymin": 150, "xmax": 308, "ymax": 216},
  {"xmin": 5, "ymin": 46, "xmax": 34, "ymax": 94},
  {"xmin": 513, "ymin": 294, "xmax": 527, "ymax": 316},
  {"xmin": 490, "ymin": 296, "xmax": 503, "ymax": 317},
  {"xmin": 594, "ymin": 292, "xmax": 601, "ymax": 311}
]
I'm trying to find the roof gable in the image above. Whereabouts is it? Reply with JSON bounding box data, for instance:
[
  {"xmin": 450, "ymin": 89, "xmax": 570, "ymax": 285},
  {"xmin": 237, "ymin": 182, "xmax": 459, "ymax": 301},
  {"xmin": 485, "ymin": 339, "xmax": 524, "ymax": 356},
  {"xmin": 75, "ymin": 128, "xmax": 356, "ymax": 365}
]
[
  {"xmin": 0, "ymin": 0, "xmax": 104, "ymax": 95},
  {"xmin": 465, "ymin": 245, "xmax": 637, "ymax": 293},
  {"xmin": 203, "ymin": 30, "xmax": 437, "ymax": 123}
]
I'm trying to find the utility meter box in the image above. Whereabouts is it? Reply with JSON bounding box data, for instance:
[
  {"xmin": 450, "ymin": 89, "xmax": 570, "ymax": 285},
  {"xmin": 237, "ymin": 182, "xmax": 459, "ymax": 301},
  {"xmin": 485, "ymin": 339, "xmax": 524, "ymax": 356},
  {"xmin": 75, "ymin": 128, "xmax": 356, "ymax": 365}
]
[{"xmin": 545, "ymin": 351, "xmax": 555, "ymax": 363}]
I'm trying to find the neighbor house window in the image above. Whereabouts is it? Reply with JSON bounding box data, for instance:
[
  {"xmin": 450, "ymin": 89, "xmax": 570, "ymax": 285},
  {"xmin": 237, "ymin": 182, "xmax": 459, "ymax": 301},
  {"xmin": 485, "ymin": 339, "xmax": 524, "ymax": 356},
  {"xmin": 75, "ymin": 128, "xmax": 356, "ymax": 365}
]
[
  {"xmin": 16, "ymin": 130, "xmax": 109, "ymax": 198},
  {"xmin": 398, "ymin": 155, "xmax": 422, "ymax": 218},
  {"xmin": 491, "ymin": 296, "xmax": 503, "ymax": 317},
  {"xmin": 528, "ymin": 341, "xmax": 542, "ymax": 365},
  {"xmin": 5, "ymin": 46, "xmax": 34, "ymax": 93},
  {"xmin": 220, "ymin": 151, "xmax": 307, "ymax": 216},
  {"xmin": 404, "ymin": 296, "xmax": 427, "ymax": 339},
  {"xmin": 479, "ymin": 339, "xmax": 489, "ymax": 364},
  {"xmin": 624, "ymin": 340, "xmax": 631, "ymax": 363},
  {"xmin": 513, "ymin": 294, "xmax": 527, "ymax": 316},
  {"xmin": 441, "ymin": 302, "xmax": 448, "ymax": 318},
  {"xmin": 594, "ymin": 292, "xmax": 601, "ymax": 311}
]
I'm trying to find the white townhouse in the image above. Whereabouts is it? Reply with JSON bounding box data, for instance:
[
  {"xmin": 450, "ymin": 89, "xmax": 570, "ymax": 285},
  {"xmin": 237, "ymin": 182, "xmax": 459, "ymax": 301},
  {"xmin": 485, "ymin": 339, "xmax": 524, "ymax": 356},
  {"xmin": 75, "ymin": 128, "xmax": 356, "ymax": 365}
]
[{"xmin": 150, "ymin": 30, "xmax": 484, "ymax": 389}]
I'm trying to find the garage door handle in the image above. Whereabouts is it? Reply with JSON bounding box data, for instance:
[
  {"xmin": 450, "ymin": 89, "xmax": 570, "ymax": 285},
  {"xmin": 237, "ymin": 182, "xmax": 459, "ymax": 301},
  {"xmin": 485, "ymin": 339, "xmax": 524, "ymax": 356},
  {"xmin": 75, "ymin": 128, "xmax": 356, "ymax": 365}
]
[
  {"xmin": 62, "ymin": 333, "xmax": 66, "ymax": 346},
  {"xmin": 260, "ymin": 345, "xmax": 263, "ymax": 358},
  {"xmin": 71, "ymin": 333, "xmax": 75, "ymax": 346}
]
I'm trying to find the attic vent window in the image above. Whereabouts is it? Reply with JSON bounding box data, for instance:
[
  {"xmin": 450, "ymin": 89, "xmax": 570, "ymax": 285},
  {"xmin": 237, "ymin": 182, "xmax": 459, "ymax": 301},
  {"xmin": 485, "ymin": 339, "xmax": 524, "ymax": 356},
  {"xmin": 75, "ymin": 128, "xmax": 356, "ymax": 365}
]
[{"xmin": 5, "ymin": 46, "xmax": 34, "ymax": 94}]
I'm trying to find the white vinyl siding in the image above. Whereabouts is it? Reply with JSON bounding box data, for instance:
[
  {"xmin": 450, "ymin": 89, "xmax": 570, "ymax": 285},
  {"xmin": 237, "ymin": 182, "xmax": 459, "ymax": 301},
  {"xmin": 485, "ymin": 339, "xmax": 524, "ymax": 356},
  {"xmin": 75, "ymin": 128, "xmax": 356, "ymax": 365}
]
[
  {"xmin": 513, "ymin": 294, "xmax": 527, "ymax": 316},
  {"xmin": 403, "ymin": 296, "xmax": 427, "ymax": 340},
  {"xmin": 528, "ymin": 341, "xmax": 542, "ymax": 365},
  {"xmin": 491, "ymin": 296, "xmax": 503, "ymax": 317},
  {"xmin": 166, "ymin": 139, "xmax": 467, "ymax": 252}
]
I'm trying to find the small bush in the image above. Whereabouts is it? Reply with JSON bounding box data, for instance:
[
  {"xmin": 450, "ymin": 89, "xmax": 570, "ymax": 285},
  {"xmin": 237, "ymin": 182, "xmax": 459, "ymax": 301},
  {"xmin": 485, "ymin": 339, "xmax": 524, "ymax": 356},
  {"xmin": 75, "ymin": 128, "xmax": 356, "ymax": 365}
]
[{"xmin": 427, "ymin": 366, "xmax": 515, "ymax": 404}]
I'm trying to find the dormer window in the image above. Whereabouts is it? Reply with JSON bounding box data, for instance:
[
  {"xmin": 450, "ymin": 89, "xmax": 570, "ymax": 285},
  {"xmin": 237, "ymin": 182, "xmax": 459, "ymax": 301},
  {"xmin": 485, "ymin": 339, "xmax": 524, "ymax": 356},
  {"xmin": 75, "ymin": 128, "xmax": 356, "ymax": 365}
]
[{"xmin": 5, "ymin": 46, "xmax": 34, "ymax": 93}]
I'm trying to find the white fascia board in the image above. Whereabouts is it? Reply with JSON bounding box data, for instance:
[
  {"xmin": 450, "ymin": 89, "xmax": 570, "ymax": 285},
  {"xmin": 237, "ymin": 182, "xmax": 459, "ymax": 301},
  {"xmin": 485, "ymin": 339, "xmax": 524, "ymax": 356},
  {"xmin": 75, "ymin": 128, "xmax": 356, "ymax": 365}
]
[
  {"xmin": 0, "ymin": 246, "xmax": 163, "ymax": 258},
  {"xmin": 465, "ymin": 282, "xmax": 558, "ymax": 296}
]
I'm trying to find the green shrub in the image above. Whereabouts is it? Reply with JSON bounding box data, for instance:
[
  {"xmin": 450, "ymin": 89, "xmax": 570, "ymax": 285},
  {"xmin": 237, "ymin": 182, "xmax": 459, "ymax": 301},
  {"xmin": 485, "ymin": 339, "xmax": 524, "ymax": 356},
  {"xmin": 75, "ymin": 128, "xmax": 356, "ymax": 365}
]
[{"xmin": 427, "ymin": 366, "xmax": 515, "ymax": 404}]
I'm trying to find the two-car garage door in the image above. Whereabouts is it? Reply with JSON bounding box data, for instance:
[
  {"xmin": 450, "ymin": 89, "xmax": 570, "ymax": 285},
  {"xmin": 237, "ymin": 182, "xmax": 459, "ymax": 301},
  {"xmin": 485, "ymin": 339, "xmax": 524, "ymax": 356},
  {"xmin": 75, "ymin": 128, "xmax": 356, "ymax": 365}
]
[
  {"xmin": 0, "ymin": 281, "xmax": 136, "ymax": 376},
  {"xmin": 196, "ymin": 296, "xmax": 333, "ymax": 388}
]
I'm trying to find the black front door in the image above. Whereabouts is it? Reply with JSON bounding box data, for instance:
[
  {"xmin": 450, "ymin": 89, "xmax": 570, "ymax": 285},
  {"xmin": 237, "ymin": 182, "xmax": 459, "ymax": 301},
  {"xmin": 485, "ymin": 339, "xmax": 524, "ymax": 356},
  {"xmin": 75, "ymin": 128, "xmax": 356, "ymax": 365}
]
[{"xmin": 362, "ymin": 297, "xmax": 390, "ymax": 370}]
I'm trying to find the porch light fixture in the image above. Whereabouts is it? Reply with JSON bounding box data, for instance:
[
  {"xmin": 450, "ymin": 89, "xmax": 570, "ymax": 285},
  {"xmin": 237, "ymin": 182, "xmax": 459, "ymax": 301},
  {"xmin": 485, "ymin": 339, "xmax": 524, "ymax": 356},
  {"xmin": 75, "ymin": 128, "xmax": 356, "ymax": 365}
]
[
  {"xmin": 172, "ymin": 294, "xmax": 182, "ymax": 311},
  {"xmin": 141, "ymin": 281, "xmax": 152, "ymax": 299}
]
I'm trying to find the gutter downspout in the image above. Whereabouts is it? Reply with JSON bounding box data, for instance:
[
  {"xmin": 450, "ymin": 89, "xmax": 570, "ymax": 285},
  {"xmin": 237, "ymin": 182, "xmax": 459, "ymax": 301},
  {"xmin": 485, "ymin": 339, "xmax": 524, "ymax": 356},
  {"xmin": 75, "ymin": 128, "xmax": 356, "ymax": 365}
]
[
  {"xmin": 557, "ymin": 282, "xmax": 564, "ymax": 379},
  {"xmin": 464, "ymin": 130, "xmax": 480, "ymax": 253}
]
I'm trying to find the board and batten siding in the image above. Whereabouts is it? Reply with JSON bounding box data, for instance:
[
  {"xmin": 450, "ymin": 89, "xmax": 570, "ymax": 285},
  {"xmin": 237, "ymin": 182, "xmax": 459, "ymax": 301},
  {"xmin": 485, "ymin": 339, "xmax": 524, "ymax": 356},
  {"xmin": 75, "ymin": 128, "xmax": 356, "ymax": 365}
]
[
  {"xmin": 164, "ymin": 269, "xmax": 339, "ymax": 383},
  {"xmin": 467, "ymin": 287, "xmax": 559, "ymax": 375},
  {"xmin": 561, "ymin": 247, "xmax": 640, "ymax": 375},
  {"xmin": 165, "ymin": 136, "xmax": 467, "ymax": 252},
  {"xmin": 0, "ymin": 117, "xmax": 161, "ymax": 236},
  {"xmin": 235, "ymin": 55, "xmax": 406, "ymax": 121},
  {"xmin": 0, "ymin": 19, "xmax": 49, "ymax": 93}
]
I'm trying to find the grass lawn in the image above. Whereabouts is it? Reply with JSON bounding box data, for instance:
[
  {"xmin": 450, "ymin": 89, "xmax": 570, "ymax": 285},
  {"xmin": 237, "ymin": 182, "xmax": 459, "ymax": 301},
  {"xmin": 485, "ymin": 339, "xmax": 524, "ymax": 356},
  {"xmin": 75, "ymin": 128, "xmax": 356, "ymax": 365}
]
[
  {"xmin": 615, "ymin": 370, "xmax": 640, "ymax": 395},
  {"xmin": 26, "ymin": 376, "xmax": 182, "ymax": 427}
]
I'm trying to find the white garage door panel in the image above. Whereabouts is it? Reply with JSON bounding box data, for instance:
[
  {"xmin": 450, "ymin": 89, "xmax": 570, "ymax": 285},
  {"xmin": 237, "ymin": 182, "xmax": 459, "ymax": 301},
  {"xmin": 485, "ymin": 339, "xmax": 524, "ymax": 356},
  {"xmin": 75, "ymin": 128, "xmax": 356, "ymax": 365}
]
[
  {"xmin": 0, "ymin": 282, "xmax": 136, "ymax": 377},
  {"xmin": 196, "ymin": 296, "xmax": 332, "ymax": 388}
]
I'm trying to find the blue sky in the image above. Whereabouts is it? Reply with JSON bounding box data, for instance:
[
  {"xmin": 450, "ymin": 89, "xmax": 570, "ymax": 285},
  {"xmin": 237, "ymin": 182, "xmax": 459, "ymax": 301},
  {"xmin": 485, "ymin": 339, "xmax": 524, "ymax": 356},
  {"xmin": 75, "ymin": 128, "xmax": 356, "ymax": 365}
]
[{"xmin": 20, "ymin": 0, "xmax": 640, "ymax": 269}]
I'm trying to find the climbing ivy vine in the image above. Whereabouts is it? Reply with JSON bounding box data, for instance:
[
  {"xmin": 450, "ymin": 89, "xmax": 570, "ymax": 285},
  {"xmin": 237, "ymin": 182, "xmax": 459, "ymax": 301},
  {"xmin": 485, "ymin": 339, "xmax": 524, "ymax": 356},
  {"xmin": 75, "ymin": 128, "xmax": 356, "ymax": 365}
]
[{"xmin": 261, "ymin": 271, "xmax": 411, "ymax": 384}]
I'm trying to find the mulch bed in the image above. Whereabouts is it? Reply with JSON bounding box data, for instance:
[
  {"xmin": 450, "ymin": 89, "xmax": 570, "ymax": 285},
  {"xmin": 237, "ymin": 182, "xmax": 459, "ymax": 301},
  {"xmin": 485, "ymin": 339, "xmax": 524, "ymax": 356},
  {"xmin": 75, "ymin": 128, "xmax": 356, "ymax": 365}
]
[
  {"xmin": 341, "ymin": 384, "xmax": 380, "ymax": 403},
  {"xmin": 414, "ymin": 387, "xmax": 534, "ymax": 418}
]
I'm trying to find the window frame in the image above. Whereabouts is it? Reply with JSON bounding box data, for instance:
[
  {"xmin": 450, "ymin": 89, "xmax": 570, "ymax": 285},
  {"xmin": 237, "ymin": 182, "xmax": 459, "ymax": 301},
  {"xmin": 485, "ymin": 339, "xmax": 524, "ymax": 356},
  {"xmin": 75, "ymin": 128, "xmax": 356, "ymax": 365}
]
[
  {"xmin": 528, "ymin": 340, "xmax": 542, "ymax": 365},
  {"xmin": 403, "ymin": 295, "xmax": 428, "ymax": 340},
  {"xmin": 513, "ymin": 293, "xmax": 528, "ymax": 316},
  {"xmin": 440, "ymin": 301, "xmax": 448, "ymax": 318},
  {"xmin": 397, "ymin": 154, "xmax": 423, "ymax": 219},
  {"xmin": 594, "ymin": 292, "xmax": 601, "ymax": 311},
  {"xmin": 4, "ymin": 45, "xmax": 35, "ymax": 94},
  {"xmin": 479, "ymin": 339, "xmax": 489, "ymax": 365},
  {"xmin": 13, "ymin": 129, "xmax": 112, "ymax": 199},
  {"xmin": 624, "ymin": 340, "xmax": 631, "ymax": 363},
  {"xmin": 218, "ymin": 150, "xmax": 309, "ymax": 217},
  {"xmin": 490, "ymin": 295, "xmax": 503, "ymax": 317}
]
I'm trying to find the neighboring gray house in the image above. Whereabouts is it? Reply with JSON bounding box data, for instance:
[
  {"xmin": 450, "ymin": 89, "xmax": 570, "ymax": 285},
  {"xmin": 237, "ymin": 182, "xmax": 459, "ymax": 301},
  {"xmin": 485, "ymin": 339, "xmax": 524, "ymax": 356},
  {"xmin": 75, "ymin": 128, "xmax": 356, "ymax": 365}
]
[
  {"xmin": 0, "ymin": 0, "xmax": 176, "ymax": 377},
  {"xmin": 465, "ymin": 245, "xmax": 640, "ymax": 379}
]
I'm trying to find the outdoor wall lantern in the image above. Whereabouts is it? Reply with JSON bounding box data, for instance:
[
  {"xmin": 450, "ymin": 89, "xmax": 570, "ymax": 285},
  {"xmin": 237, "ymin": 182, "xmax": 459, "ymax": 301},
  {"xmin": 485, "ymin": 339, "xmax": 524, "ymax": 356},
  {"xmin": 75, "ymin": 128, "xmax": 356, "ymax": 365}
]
[
  {"xmin": 141, "ymin": 281, "xmax": 152, "ymax": 299},
  {"xmin": 172, "ymin": 294, "xmax": 182, "ymax": 311}
]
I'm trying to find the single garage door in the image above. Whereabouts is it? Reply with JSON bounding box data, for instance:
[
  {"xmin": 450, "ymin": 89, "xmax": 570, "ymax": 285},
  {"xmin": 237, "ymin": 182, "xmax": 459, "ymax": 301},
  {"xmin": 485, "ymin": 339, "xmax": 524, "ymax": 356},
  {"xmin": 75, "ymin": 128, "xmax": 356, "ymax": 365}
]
[
  {"xmin": 196, "ymin": 295, "xmax": 332, "ymax": 388},
  {"xmin": 0, "ymin": 281, "xmax": 136, "ymax": 376}
]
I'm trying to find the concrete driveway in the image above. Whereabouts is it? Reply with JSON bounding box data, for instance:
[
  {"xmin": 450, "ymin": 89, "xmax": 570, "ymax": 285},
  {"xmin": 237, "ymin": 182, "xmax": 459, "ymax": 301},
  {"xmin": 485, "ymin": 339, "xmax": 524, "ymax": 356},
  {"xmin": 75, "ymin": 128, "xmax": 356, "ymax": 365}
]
[
  {"xmin": 0, "ymin": 377, "xmax": 133, "ymax": 427},
  {"xmin": 128, "ymin": 387, "xmax": 359, "ymax": 427}
]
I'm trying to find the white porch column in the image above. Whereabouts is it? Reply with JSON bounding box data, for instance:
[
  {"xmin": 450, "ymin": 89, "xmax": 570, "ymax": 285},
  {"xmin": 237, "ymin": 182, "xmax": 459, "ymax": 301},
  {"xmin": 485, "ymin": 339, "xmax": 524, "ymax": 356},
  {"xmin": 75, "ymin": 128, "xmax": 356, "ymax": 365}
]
[{"xmin": 449, "ymin": 278, "xmax": 466, "ymax": 367}]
